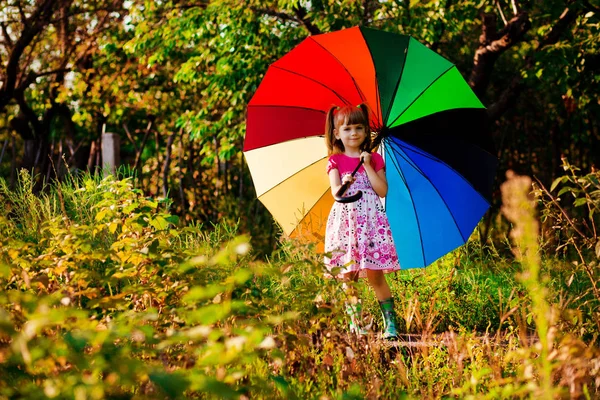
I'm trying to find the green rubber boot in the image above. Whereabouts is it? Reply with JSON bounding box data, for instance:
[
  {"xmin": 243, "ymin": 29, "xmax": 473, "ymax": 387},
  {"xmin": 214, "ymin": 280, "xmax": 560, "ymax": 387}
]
[
  {"xmin": 345, "ymin": 301, "xmax": 369, "ymax": 336},
  {"xmin": 379, "ymin": 298, "xmax": 399, "ymax": 340}
]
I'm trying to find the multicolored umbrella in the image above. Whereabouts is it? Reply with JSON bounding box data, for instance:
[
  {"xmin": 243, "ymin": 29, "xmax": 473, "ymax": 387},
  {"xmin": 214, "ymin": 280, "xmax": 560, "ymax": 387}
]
[{"xmin": 244, "ymin": 26, "xmax": 497, "ymax": 269}]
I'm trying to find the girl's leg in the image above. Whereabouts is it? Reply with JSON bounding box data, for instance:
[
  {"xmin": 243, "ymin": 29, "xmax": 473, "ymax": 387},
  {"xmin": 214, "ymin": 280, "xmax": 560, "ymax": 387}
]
[
  {"xmin": 366, "ymin": 270, "xmax": 398, "ymax": 340},
  {"xmin": 365, "ymin": 269, "xmax": 391, "ymax": 301}
]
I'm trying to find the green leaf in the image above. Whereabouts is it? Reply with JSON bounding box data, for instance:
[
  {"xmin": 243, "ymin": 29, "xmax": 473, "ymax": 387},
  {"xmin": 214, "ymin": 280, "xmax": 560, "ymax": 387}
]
[
  {"xmin": 550, "ymin": 176, "xmax": 567, "ymax": 192},
  {"xmin": 149, "ymin": 371, "xmax": 190, "ymax": 399},
  {"xmin": 535, "ymin": 69, "xmax": 544, "ymax": 78},
  {"xmin": 188, "ymin": 374, "xmax": 239, "ymax": 398},
  {"xmin": 232, "ymin": 268, "xmax": 252, "ymax": 285},
  {"xmin": 573, "ymin": 198, "xmax": 588, "ymax": 207},
  {"xmin": 201, "ymin": 378, "xmax": 240, "ymax": 398},
  {"xmin": 150, "ymin": 216, "xmax": 171, "ymax": 230},
  {"xmin": 183, "ymin": 285, "xmax": 225, "ymax": 303},
  {"xmin": 165, "ymin": 215, "xmax": 180, "ymax": 225},
  {"xmin": 557, "ymin": 186, "xmax": 577, "ymax": 197},
  {"xmin": 186, "ymin": 303, "xmax": 230, "ymax": 325},
  {"xmin": 271, "ymin": 375, "xmax": 299, "ymax": 399},
  {"xmin": 0, "ymin": 263, "xmax": 11, "ymax": 279},
  {"xmin": 123, "ymin": 201, "xmax": 140, "ymax": 214},
  {"xmin": 64, "ymin": 332, "xmax": 88, "ymax": 353}
]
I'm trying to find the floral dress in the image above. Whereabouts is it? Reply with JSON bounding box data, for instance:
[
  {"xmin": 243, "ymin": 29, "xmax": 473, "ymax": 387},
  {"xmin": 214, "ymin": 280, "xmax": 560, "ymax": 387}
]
[{"xmin": 324, "ymin": 153, "xmax": 401, "ymax": 278}]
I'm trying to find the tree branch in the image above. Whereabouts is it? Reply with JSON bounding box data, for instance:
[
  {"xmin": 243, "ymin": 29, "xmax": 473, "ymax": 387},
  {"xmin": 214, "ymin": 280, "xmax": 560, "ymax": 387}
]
[
  {"xmin": 1, "ymin": 22, "xmax": 14, "ymax": 49},
  {"xmin": 488, "ymin": 6, "xmax": 580, "ymax": 121},
  {"xmin": 495, "ymin": 0, "xmax": 508, "ymax": 26},
  {"xmin": 162, "ymin": 131, "xmax": 178, "ymax": 198},
  {"xmin": 583, "ymin": 0, "xmax": 600, "ymax": 13},
  {"xmin": 16, "ymin": 1, "xmax": 28, "ymax": 24},
  {"xmin": 361, "ymin": 0, "xmax": 382, "ymax": 26},
  {"xmin": 293, "ymin": 6, "xmax": 321, "ymax": 35},
  {"xmin": 14, "ymin": 89, "xmax": 42, "ymax": 138},
  {"xmin": 538, "ymin": 6, "xmax": 579, "ymax": 49},
  {"xmin": 0, "ymin": 0, "xmax": 60, "ymax": 112},
  {"xmin": 487, "ymin": 75, "xmax": 523, "ymax": 121},
  {"xmin": 511, "ymin": 0, "xmax": 520, "ymax": 15},
  {"xmin": 431, "ymin": 0, "xmax": 454, "ymax": 51},
  {"xmin": 250, "ymin": 6, "xmax": 321, "ymax": 35},
  {"xmin": 469, "ymin": 11, "xmax": 531, "ymax": 98}
]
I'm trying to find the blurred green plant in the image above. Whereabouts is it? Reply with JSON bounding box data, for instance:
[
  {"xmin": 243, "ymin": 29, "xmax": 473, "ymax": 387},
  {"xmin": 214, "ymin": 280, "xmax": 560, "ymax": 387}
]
[
  {"xmin": 1, "ymin": 167, "xmax": 600, "ymax": 399},
  {"xmin": 535, "ymin": 157, "xmax": 600, "ymax": 302},
  {"xmin": 0, "ymin": 170, "xmax": 290, "ymax": 398}
]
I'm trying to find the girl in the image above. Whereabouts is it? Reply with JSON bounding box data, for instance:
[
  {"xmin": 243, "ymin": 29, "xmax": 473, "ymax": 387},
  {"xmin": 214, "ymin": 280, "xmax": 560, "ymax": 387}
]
[{"xmin": 324, "ymin": 104, "xmax": 401, "ymax": 340}]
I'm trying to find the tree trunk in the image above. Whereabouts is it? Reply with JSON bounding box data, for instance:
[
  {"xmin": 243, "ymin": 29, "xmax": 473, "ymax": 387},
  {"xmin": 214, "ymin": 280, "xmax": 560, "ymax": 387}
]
[
  {"xmin": 469, "ymin": 12, "xmax": 531, "ymax": 100},
  {"xmin": 178, "ymin": 132, "xmax": 187, "ymax": 218},
  {"xmin": 10, "ymin": 135, "xmax": 17, "ymax": 187},
  {"xmin": 162, "ymin": 132, "xmax": 176, "ymax": 198},
  {"xmin": 22, "ymin": 137, "xmax": 48, "ymax": 171}
]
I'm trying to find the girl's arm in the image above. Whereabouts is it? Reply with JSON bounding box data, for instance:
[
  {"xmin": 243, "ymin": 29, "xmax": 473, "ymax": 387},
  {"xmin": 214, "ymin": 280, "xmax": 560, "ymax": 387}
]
[
  {"xmin": 362, "ymin": 153, "xmax": 388, "ymax": 197},
  {"xmin": 328, "ymin": 168, "xmax": 343, "ymax": 196},
  {"xmin": 329, "ymin": 169, "xmax": 356, "ymax": 196}
]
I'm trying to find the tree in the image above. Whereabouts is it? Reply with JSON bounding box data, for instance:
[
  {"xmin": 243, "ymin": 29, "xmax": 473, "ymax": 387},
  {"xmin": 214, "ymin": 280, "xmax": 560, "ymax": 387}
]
[
  {"xmin": 1, "ymin": 0, "xmax": 598, "ymax": 251},
  {"xmin": 0, "ymin": 0, "xmax": 125, "ymax": 174}
]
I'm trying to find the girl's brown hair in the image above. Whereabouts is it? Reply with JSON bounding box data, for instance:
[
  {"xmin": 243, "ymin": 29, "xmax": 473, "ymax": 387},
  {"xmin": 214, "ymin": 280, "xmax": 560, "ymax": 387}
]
[{"xmin": 324, "ymin": 104, "xmax": 371, "ymax": 155}]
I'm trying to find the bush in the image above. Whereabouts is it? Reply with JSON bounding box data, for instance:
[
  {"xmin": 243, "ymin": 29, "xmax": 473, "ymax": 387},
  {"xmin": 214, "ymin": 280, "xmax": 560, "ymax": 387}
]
[
  {"xmin": 0, "ymin": 171, "xmax": 284, "ymax": 398},
  {"xmin": 1, "ymin": 167, "xmax": 599, "ymax": 399}
]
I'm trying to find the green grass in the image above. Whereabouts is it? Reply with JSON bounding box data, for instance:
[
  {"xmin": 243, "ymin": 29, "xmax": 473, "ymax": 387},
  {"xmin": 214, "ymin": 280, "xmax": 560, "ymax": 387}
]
[{"xmin": 0, "ymin": 170, "xmax": 599, "ymax": 399}]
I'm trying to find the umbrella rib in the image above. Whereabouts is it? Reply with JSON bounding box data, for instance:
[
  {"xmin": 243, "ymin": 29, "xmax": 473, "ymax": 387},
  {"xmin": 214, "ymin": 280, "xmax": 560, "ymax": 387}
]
[
  {"xmin": 357, "ymin": 30, "xmax": 382, "ymax": 127},
  {"xmin": 373, "ymin": 75, "xmax": 382, "ymax": 131},
  {"xmin": 292, "ymin": 189, "xmax": 330, "ymax": 235},
  {"xmin": 388, "ymin": 140, "xmax": 475, "ymax": 243},
  {"xmin": 388, "ymin": 143, "xmax": 466, "ymax": 242},
  {"xmin": 271, "ymin": 65, "xmax": 354, "ymax": 106},
  {"xmin": 384, "ymin": 141, "xmax": 427, "ymax": 267},
  {"xmin": 382, "ymin": 36, "xmax": 411, "ymax": 126},
  {"xmin": 386, "ymin": 65, "xmax": 454, "ymax": 129},
  {"xmin": 391, "ymin": 123, "xmax": 498, "ymax": 159},
  {"xmin": 398, "ymin": 134, "xmax": 497, "ymax": 166},
  {"xmin": 307, "ymin": 37, "xmax": 375, "ymax": 120},
  {"xmin": 393, "ymin": 138, "xmax": 492, "ymax": 206},
  {"xmin": 255, "ymin": 156, "xmax": 328, "ymax": 199}
]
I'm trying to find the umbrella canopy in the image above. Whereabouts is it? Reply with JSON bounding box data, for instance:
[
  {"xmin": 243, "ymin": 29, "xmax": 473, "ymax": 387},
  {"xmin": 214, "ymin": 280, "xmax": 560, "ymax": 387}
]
[{"xmin": 244, "ymin": 26, "xmax": 497, "ymax": 269}]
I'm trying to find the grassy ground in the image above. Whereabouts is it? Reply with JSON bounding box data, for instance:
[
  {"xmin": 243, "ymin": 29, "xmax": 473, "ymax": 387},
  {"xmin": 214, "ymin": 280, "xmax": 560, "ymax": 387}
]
[{"xmin": 0, "ymin": 170, "xmax": 599, "ymax": 399}]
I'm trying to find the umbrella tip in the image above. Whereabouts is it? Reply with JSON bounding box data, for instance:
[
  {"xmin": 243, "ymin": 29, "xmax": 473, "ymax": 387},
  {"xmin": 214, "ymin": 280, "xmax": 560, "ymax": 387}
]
[{"xmin": 370, "ymin": 127, "xmax": 389, "ymax": 150}]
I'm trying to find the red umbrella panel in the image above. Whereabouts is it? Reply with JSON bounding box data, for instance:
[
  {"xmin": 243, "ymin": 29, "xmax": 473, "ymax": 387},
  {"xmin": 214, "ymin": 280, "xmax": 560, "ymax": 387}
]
[{"xmin": 245, "ymin": 27, "xmax": 383, "ymax": 245}]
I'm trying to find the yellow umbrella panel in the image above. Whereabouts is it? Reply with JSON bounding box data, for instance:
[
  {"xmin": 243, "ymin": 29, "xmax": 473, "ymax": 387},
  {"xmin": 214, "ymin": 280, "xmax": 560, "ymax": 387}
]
[{"xmin": 244, "ymin": 137, "xmax": 333, "ymax": 248}]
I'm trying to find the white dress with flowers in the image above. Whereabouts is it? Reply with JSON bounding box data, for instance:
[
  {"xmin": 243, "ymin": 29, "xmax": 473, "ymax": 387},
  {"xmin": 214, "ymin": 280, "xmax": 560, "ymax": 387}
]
[{"xmin": 324, "ymin": 153, "xmax": 401, "ymax": 278}]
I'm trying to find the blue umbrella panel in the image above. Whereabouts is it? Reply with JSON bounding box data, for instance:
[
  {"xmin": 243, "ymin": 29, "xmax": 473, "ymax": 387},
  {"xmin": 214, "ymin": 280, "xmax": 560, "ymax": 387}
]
[{"xmin": 381, "ymin": 108, "xmax": 497, "ymax": 269}]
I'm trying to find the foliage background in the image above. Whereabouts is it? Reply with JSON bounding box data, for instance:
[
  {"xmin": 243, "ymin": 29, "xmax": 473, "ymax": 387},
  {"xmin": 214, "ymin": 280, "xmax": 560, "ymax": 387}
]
[
  {"xmin": 1, "ymin": 0, "xmax": 599, "ymax": 252},
  {"xmin": 1, "ymin": 1, "xmax": 600, "ymax": 398}
]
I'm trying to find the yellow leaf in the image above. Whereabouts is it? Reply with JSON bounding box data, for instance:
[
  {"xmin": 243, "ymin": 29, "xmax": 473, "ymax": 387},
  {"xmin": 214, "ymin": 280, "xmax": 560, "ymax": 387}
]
[{"xmin": 108, "ymin": 222, "xmax": 119, "ymax": 234}]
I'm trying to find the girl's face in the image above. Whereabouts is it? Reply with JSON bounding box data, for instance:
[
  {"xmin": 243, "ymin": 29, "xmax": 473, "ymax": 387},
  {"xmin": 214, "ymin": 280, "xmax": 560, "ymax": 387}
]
[{"xmin": 334, "ymin": 121, "xmax": 367, "ymax": 153}]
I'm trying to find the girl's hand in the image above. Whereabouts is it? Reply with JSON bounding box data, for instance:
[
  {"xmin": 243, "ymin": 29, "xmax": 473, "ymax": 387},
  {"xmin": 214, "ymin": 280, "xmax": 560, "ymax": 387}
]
[
  {"xmin": 341, "ymin": 173, "xmax": 355, "ymax": 185},
  {"xmin": 361, "ymin": 151, "xmax": 371, "ymax": 165}
]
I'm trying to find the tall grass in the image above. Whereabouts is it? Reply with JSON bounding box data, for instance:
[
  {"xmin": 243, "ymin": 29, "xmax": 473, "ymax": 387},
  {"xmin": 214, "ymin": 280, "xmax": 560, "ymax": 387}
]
[{"xmin": 0, "ymin": 167, "xmax": 599, "ymax": 398}]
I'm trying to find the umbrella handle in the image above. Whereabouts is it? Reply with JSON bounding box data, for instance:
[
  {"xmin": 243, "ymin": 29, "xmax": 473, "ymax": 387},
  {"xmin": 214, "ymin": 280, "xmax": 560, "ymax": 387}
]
[
  {"xmin": 333, "ymin": 157, "xmax": 365, "ymax": 203},
  {"xmin": 334, "ymin": 183, "xmax": 363, "ymax": 203}
]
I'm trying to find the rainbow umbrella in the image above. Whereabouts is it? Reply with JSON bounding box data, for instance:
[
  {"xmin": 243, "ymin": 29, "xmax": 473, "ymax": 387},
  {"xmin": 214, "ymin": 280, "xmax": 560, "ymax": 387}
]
[{"xmin": 244, "ymin": 26, "xmax": 497, "ymax": 269}]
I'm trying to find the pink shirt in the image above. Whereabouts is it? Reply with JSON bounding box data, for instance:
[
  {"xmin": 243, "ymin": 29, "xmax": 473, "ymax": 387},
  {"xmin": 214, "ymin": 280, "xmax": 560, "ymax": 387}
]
[{"xmin": 326, "ymin": 152, "xmax": 385, "ymax": 176}]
